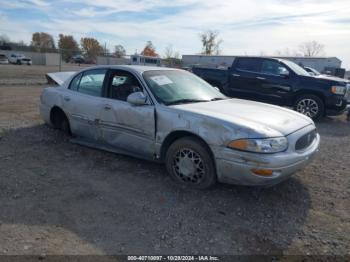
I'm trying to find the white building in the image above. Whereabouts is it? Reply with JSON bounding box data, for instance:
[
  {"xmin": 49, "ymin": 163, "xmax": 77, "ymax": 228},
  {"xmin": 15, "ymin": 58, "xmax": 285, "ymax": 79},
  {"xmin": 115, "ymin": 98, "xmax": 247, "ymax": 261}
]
[
  {"xmin": 130, "ymin": 54, "xmax": 162, "ymax": 66},
  {"xmin": 182, "ymin": 55, "xmax": 342, "ymax": 73}
]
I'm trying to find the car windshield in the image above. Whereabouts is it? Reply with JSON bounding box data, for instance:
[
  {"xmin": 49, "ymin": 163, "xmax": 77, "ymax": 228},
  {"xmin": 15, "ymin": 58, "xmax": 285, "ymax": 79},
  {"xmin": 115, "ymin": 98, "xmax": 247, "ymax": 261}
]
[
  {"xmin": 282, "ymin": 60, "xmax": 310, "ymax": 76},
  {"xmin": 143, "ymin": 70, "xmax": 227, "ymax": 105},
  {"xmin": 307, "ymin": 67, "xmax": 320, "ymax": 75}
]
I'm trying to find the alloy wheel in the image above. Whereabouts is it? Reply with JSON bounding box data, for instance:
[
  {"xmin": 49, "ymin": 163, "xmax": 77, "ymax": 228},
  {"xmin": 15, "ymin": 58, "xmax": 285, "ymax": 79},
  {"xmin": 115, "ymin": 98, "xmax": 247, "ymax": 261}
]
[{"xmin": 296, "ymin": 98, "xmax": 319, "ymax": 118}]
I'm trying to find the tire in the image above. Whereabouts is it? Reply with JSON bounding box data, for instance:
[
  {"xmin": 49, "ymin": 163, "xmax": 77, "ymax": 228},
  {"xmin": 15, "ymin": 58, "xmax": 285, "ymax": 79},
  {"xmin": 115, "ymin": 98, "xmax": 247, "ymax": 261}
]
[
  {"xmin": 60, "ymin": 116, "xmax": 71, "ymax": 135},
  {"xmin": 16, "ymin": 60, "xmax": 21, "ymax": 65},
  {"xmin": 52, "ymin": 109, "xmax": 71, "ymax": 136},
  {"xmin": 165, "ymin": 137, "xmax": 216, "ymax": 189},
  {"xmin": 294, "ymin": 94, "xmax": 324, "ymax": 120}
]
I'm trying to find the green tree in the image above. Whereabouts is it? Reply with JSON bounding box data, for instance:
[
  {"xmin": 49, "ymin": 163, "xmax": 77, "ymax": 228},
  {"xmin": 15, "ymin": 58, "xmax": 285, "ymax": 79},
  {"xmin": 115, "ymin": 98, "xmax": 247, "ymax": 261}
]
[
  {"xmin": 31, "ymin": 32, "xmax": 56, "ymax": 50},
  {"xmin": 58, "ymin": 34, "xmax": 80, "ymax": 62},
  {"xmin": 80, "ymin": 37, "xmax": 103, "ymax": 59}
]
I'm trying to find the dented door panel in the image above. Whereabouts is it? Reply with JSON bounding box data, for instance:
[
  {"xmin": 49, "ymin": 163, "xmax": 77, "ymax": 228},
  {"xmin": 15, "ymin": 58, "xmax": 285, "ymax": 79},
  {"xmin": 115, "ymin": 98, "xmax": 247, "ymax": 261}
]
[{"xmin": 98, "ymin": 98, "xmax": 156, "ymax": 158}]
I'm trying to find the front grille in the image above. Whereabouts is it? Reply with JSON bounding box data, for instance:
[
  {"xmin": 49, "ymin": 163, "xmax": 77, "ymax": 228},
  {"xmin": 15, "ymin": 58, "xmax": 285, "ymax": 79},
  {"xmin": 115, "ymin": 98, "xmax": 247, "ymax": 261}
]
[{"xmin": 295, "ymin": 129, "xmax": 317, "ymax": 151}]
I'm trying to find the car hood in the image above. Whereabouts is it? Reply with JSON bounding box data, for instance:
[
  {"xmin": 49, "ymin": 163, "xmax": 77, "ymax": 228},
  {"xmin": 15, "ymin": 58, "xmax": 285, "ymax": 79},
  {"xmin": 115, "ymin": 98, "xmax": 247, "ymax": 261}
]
[
  {"xmin": 314, "ymin": 75, "xmax": 349, "ymax": 84},
  {"xmin": 171, "ymin": 99, "xmax": 313, "ymax": 137}
]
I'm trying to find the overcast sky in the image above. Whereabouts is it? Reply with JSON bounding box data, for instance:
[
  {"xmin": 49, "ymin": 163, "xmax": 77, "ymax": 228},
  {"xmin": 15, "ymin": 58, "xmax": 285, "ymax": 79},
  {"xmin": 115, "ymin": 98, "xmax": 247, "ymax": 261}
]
[{"xmin": 1, "ymin": 0, "xmax": 350, "ymax": 68}]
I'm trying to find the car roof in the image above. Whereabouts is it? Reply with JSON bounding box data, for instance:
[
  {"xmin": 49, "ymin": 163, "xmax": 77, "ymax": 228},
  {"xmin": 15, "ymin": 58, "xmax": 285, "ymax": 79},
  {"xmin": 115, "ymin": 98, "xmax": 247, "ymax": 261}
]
[{"xmin": 79, "ymin": 65, "xmax": 181, "ymax": 74}]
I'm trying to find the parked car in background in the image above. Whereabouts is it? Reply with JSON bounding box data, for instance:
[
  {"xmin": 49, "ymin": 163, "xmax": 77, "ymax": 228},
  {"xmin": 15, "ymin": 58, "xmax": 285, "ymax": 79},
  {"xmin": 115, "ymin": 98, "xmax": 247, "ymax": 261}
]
[
  {"xmin": 192, "ymin": 57, "xmax": 349, "ymax": 120},
  {"xmin": 70, "ymin": 55, "xmax": 85, "ymax": 64},
  {"xmin": 8, "ymin": 53, "xmax": 32, "ymax": 65},
  {"xmin": 305, "ymin": 66, "xmax": 350, "ymax": 86},
  {"xmin": 0, "ymin": 54, "xmax": 9, "ymax": 64},
  {"xmin": 40, "ymin": 65, "xmax": 319, "ymax": 188},
  {"xmin": 304, "ymin": 67, "xmax": 321, "ymax": 76},
  {"xmin": 0, "ymin": 44, "xmax": 12, "ymax": 50}
]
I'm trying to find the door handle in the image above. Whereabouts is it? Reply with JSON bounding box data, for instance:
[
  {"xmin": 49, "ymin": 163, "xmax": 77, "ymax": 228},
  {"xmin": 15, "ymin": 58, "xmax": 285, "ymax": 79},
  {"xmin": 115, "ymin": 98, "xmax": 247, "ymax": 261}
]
[
  {"xmin": 104, "ymin": 104, "xmax": 112, "ymax": 110},
  {"xmin": 256, "ymin": 77, "xmax": 266, "ymax": 80},
  {"xmin": 63, "ymin": 96, "xmax": 70, "ymax": 102},
  {"xmin": 232, "ymin": 74, "xmax": 240, "ymax": 77}
]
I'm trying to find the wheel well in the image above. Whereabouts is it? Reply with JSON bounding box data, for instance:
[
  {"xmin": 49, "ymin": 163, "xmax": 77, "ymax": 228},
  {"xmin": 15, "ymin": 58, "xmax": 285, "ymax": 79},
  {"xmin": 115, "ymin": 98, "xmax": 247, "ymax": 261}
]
[
  {"xmin": 50, "ymin": 106, "xmax": 68, "ymax": 128},
  {"xmin": 160, "ymin": 131, "xmax": 215, "ymax": 162},
  {"xmin": 293, "ymin": 91, "xmax": 325, "ymax": 105}
]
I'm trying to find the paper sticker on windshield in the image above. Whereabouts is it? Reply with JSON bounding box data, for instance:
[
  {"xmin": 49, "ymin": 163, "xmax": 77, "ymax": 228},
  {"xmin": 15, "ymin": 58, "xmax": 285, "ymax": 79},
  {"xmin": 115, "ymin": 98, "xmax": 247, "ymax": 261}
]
[{"xmin": 150, "ymin": 75, "xmax": 173, "ymax": 85}]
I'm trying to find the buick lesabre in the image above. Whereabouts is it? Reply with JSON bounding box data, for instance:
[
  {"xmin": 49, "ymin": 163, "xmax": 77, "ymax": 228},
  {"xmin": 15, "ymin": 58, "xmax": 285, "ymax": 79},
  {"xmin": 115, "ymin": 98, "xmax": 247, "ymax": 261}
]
[{"xmin": 40, "ymin": 66, "xmax": 320, "ymax": 188}]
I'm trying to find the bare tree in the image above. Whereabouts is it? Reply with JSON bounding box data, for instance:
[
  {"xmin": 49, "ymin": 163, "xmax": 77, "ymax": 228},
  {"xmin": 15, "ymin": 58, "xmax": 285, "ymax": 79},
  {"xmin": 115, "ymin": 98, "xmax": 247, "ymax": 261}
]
[
  {"xmin": 199, "ymin": 30, "xmax": 223, "ymax": 55},
  {"xmin": 114, "ymin": 44, "xmax": 126, "ymax": 58},
  {"xmin": 163, "ymin": 44, "xmax": 181, "ymax": 67},
  {"xmin": 164, "ymin": 44, "xmax": 174, "ymax": 59},
  {"xmin": 299, "ymin": 41, "xmax": 325, "ymax": 57}
]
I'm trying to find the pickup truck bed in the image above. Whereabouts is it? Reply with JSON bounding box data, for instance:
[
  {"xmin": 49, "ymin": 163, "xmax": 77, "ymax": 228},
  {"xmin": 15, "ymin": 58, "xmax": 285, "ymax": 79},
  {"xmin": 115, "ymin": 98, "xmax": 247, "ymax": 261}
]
[{"xmin": 192, "ymin": 67, "xmax": 228, "ymax": 90}]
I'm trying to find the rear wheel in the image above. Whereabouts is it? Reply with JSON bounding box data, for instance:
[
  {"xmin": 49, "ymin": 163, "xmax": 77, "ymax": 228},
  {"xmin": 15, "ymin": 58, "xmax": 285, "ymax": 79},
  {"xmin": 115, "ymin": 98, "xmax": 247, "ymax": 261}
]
[
  {"xmin": 165, "ymin": 137, "xmax": 216, "ymax": 189},
  {"xmin": 294, "ymin": 94, "xmax": 324, "ymax": 120}
]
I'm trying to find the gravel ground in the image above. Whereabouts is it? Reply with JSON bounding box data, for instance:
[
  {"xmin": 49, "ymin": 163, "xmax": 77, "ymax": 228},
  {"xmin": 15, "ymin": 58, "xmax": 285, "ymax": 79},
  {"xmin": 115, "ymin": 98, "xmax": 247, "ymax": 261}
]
[{"xmin": 0, "ymin": 66, "xmax": 349, "ymax": 256}]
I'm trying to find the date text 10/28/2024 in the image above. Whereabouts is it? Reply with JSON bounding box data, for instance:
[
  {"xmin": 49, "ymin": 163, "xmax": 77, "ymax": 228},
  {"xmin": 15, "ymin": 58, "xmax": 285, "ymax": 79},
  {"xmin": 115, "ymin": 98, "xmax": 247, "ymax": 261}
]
[{"xmin": 127, "ymin": 256, "xmax": 220, "ymax": 261}]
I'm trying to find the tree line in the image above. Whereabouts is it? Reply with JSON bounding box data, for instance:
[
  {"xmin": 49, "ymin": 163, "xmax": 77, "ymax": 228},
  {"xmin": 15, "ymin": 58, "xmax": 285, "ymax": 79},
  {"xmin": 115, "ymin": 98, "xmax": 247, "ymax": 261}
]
[
  {"xmin": 0, "ymin": 32, "xmax": 164, "ymax": 62},
  {"xmin": 0, "ymin": 31, "xmax": 326, "ymax": 63}
]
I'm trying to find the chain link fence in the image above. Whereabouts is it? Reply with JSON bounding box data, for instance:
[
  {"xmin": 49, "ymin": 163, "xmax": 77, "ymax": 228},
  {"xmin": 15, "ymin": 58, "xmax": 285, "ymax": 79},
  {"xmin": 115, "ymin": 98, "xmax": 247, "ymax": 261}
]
[{"xmin": 0, "ymin": 44, "xmax": 182, "ymax": 72}]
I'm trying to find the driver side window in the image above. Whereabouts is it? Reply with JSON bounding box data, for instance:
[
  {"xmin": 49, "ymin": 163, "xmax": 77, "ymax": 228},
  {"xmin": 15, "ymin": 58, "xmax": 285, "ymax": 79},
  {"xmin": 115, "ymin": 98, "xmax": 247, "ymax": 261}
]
[
  {"xmin": 108, "ymin": 71, "xmax": 142, "ymax": 101},
  {"xmin": 261, "ymin": 60, "xmax": 289, "ymax": 76}
]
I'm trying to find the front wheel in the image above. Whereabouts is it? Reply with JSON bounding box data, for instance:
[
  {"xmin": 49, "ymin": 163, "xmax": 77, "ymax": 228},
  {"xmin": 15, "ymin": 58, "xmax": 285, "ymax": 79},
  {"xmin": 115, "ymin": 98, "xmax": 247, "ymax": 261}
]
[
  {"xmin": 165, "ymin": 137, "xmax": 216, "ymax": 189},
  {"xmin": 294, "ymin": 94, "xmax": 324, "ymax": 120}
]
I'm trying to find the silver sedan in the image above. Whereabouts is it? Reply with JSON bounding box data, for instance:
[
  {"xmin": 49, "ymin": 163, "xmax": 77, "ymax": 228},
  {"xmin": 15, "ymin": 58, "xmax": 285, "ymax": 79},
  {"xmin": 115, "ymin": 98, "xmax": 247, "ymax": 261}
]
[{"xmin": 40, "ymin": 65, "xmax": 320, "ymax": 188}]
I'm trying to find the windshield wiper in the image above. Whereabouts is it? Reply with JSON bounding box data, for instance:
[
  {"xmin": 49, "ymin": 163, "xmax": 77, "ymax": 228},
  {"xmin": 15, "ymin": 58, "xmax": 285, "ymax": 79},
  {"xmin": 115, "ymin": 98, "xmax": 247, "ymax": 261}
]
[{"xmin": 166, "ymin": 99, "xmax": 210, "ymax": 105}]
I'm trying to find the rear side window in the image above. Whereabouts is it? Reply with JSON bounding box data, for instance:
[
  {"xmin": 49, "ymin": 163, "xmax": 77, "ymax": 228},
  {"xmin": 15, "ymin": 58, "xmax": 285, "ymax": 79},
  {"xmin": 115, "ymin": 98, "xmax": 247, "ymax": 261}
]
[
  {"xmin": 235, "ymin": 58, "xmax": 261, "ymax": 73},
  {"xmin": 69, "ymin": 73, "xmax": 82, "ymax": 91},
  {"xmin": 69, "ymin": 69, "xmax": 107, "ymax": 97},
  {"xmin": 79, "ymin": 69, "xmax": 107, "ymax": 97}
]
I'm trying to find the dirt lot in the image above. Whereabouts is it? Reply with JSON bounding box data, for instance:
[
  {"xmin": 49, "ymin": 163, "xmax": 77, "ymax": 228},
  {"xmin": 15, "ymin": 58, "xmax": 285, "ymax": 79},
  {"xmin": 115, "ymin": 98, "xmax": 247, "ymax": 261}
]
[{"xmin": 0, "ymin": 65, "xmax": 349, "ymax": 256}]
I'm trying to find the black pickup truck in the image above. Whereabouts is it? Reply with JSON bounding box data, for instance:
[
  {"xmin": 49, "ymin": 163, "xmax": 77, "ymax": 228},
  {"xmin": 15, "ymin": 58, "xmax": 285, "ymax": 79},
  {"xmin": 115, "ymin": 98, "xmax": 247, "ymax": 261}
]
[{"xmin": 192, "ymin": 57, "xmax": 349, "ymax": 120}]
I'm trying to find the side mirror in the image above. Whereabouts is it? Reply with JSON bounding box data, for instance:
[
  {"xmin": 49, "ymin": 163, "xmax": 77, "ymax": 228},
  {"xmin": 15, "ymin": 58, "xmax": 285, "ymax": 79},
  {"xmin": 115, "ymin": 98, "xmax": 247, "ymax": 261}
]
[
  {"xmin": 127, "ymin": 91, "xmax": 147, "ymax": 106},
  {"xmin": 279, "ymin": 68, "xmax": 290, "ymax": 78}
]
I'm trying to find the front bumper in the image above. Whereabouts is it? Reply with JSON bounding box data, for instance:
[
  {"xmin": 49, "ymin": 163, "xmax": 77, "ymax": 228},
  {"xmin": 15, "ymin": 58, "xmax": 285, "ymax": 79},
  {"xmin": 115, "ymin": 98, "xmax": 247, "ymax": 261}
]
[
  {"xmin": 214, "ymin": 125, "xmax": 320, "ymax": 186},
  {"xmin": 325, "ymin": 96, "xmax": 348, "ymax": 116}
]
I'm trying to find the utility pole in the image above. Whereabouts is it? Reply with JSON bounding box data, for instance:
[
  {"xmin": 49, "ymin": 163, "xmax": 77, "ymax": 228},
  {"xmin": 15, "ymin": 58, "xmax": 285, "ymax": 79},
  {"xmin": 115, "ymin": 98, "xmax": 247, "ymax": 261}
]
[{"xmin": 59, "ymin": 49, "xmax": 62, "ymax": 72}]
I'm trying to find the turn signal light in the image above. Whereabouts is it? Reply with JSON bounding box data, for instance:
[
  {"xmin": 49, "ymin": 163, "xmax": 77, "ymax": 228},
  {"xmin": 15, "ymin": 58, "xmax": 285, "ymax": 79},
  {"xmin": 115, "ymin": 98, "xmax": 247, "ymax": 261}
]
[
  {"xmin": 228, "ymin": 139, "xmax": 248, "ymax": 150},
  {"xmin": 252, "ymin": 169, "xmax": 274, "ymax": 177}
]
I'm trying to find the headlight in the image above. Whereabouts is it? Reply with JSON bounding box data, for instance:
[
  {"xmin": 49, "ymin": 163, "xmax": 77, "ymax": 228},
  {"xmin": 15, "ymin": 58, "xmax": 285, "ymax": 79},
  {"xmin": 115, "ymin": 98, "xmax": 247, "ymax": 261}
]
[
  {"xmin": 331, "ymin": 86, "xmax": 346, "ymax": 95},
  {"xmin": 228, "ymin": 137, "xmax": 288, "ymax": 153}
]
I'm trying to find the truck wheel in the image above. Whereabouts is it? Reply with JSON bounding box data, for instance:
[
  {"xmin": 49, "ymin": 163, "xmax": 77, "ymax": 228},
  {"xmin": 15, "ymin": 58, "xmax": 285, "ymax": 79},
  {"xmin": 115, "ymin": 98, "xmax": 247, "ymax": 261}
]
[
  {"xmin": 165, "ymin": 137, "xmax": 216, "ymax": 189},
  {"xmin": 294, "ymin": 94, "xmax": 324, "ymax": 120},
  {"xmin": 16, "ymin": 60, "xmax": 22, "ymax": 65}
]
